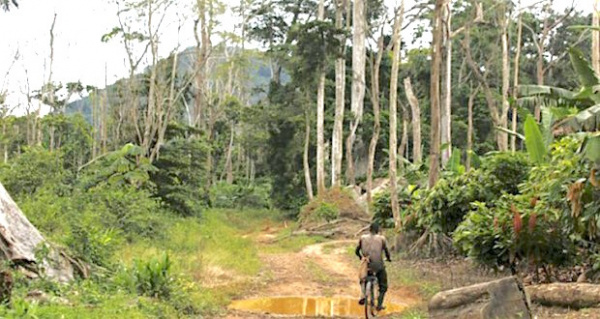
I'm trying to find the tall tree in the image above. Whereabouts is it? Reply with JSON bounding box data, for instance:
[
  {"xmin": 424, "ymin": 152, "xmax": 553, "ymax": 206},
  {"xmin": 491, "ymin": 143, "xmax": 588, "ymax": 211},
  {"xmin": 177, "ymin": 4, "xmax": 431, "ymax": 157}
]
[
  {"xmin": 500, "ymin": 4, "xmax": 510, "ymax": 153},
  {"xmin": 404, "ymin": 77, "xmax": 421, "ymax": 163},
  {"xmin": 346, "ymin": 0, "xmax": 366, "ymax": 186},
  {"xmin": 429, "ymin": 0, "xmax": 444, "ymax": 187},
  {"xmin": 366, "ymin": 25, "xmax": 385, "ymax": 206},
  {"xmin": 316, "ymin": 0, "xmax": 326, "ymax": 194},
  {"xmin": 331, "ymin": 0, "xmax": 347, "ymax": 187},
  {"xmin": 466, "ymin": 86, "xmax": 478, "ymax": 172},
  {"xmin": 594, "ymin": 0, "xmax": 600, "ymax": 75},
  {"xmin": 523, "ymin": 1, "xmax": 574, "ymax": 120},
  {"xmin": 389, "ymin": 4, "xmax": 403, "ymax": 227},
  {"xmin": 512, "ymin": 3, "xmax": 523, "ymax": 152},
  {"xmin": 440, "ymin": 2, "xmax": 452, "ymax": 166}
]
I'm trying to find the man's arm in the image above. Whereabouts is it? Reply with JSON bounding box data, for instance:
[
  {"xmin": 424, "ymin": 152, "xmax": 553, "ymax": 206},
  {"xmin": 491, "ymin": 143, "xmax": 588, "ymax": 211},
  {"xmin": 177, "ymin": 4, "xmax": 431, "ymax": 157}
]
[
  {"xmin": 355, "ymin": 239, "xmax": 362, "ymax": 260},
  {"xmin": 383, "ymin": 238, "xmax": 391, "ymax": 262}
]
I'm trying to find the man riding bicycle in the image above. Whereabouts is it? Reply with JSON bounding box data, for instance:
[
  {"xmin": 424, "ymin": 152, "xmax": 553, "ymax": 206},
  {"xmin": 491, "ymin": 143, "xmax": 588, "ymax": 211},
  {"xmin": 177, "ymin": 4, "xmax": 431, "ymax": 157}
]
[{"xmin": 355, "ymin": 222, "xmax": 391, "ymax": 311}]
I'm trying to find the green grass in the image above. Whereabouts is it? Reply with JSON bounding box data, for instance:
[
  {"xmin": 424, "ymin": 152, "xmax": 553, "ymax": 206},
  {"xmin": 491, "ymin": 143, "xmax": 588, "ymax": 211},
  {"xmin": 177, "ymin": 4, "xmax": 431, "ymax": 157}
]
[
  {"xmin": 5, "ymin": 209, "xmax": 284, "ymax": 318},
  {"xmin": 387, "ymin": 263, "xmax": 441, "ymax": 300}
]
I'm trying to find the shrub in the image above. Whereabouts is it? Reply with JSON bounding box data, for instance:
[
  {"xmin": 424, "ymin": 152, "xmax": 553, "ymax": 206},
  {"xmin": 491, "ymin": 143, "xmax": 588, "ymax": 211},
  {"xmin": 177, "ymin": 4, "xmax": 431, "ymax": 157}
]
[
  {"xmin": 132, "ymin": 253, "xmax": 174, "ymax": 300},
  {"xmin": 151, "ymin": 137, "xmax": 209, "ymax": 217},
  {"xmin": 300, "ymin": 188, "xmax": 365, "ymax": 225},
  {"xmin": 0, "ymin": 147, "xmax": 70, "ymax": 199},
  {"xmin": 210, "ymin": 181, "xmax": 271, "ymax": 209},
  {"xmin": 372, "ymin": 186, "xmax": 416, "ymax": 229},
  {"xmin": 454, "ymin": 197, "xmax": 576, "ymax": 270},
  {"xmin": 481, "ymin": 152, "xmax": 531, "ymax": 195},
  {"xmin": 65, "ymin": 222, "xmax": 119, "ymax": 268},
  {"xmin": 312, "ymin": 202, "xmax": 339, "ymax": 222},
  {"xmin": 411, "ymin": 169, "xmax": 493, "ymax": 234}
]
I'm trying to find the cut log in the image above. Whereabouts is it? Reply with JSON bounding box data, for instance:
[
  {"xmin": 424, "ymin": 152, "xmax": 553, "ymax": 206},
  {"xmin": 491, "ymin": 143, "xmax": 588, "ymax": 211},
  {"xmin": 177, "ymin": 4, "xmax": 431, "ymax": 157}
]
[
  {"xmin": 526, "ymin": 283, "xmax": 600, "ymax": 309},
  {"xmin": 0, "ymin": 182, "xmax": 78, "ymax": 282},
  {"xmin": 429, "ymin": 276, "xmax": 532, "ymax": 319}
]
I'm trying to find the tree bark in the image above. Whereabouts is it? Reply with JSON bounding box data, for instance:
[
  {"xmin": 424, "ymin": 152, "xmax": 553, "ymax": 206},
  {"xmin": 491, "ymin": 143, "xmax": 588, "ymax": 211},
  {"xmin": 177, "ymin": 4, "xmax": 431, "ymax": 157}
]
[
  {"xmin": 224, "ymin": 123, "xmax": 235, "ymax": 183},
  {"xmin": 346, "ymin": 0, "xmax": 366, "ymax": 186},
  {"xmin": 466, "ymin": 87, "xmax": 477, "ymax": 172},
  {"xmin": 366, "ymin": 31, "xmax": 385, "ymax": 207},
  {"xmin": 316, "ymin": 0, "xmax": 326, "ymax": 194},
  {"xmin": 512, "ymin": 8, "xmax": 523, "ymax": 152},
  {"xmin": 304, "ymin": 109, "xmax": 314, "ymax": 201},
  {"xmin": 526, "ymin": 283, "xmax": 600, "ymax": 309},
  {"xmin": 594, "ymin": 0, "xmax": 600, "ymax": 76},
  {"xmin": 399, "ymin": 105, "xmax": 409, "ymax": 160},
  {"xmin": 500, "ymin": 12, "xmax": 510, "ymax": 152},
  {"xmin": 429, "ymin": 0, "xmax": 445, "ymax": 187},
  {"xmin": 389, "ymin": 4, "xmax": 403, "ymax": 228},
  {"xmin": 331, "ymin": 0, "xmax": 347, "ymax": 187},
  {"xmin": 441, "ymin": 2, "xmax": 452, "ymax": 167},
  {"xmin": 404, "ymin": 78, "xmax": 422, "ymax": 163}
]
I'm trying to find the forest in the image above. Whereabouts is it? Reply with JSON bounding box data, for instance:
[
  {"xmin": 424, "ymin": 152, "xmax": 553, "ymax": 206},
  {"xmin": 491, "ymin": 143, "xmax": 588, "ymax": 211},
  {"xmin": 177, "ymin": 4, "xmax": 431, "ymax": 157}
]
[{"xmin": 1, "ymin": 0, "xmax": 600, "ymax": 318}]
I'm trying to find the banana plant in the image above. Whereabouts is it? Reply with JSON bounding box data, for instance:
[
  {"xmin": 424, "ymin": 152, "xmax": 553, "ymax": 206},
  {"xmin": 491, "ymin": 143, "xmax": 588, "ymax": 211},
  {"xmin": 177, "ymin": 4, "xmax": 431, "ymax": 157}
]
[{"xmin": 519, "ymin": 47, "xmax": 600, "ymax": 134}]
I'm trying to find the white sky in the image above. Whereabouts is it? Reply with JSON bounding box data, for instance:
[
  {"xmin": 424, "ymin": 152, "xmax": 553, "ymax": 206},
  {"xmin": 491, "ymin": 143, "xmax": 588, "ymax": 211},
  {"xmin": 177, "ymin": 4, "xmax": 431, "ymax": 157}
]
[{"xmin": 0, "ymin": 0, "xmax": 592, "ymax": 115}]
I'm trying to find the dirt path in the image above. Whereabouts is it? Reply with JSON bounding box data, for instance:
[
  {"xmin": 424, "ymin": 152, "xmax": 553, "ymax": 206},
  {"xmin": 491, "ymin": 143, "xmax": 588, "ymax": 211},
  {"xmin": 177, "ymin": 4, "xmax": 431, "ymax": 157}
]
[{"xmin": 226, "ymin": 232, "xmax": 419, "ymax": 318}]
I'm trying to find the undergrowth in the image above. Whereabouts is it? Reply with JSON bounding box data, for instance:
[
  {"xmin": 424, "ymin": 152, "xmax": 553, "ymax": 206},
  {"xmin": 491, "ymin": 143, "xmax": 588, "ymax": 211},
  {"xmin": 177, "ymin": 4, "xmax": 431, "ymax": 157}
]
[{"xmin": 0, "ymin": 209, "xmax": 281, "ymax": 318}]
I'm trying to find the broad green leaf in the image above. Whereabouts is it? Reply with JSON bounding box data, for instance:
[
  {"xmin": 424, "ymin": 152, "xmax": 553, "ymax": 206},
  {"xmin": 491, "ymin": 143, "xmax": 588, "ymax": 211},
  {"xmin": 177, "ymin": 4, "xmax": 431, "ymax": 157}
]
[
  {"xmin": 569, "ymin": 47, "xmax": 599, "ymax": 88},
  {"xmin": 541, "ymin": 107, "xmax": 554, "ymax": 148},
  {"xmin": 524, "ymin": 115, "xmax": 547, "ymax": 164},
  {"xmin": 581, "ymin": 134, "xmax": 600, "ymax": 166},
  {"xmin": 467, "ymin": 150, "xmax": 481, "ymax": 169},
  {"xmin": 447, "ymin": 148, "xmax": 465, "ymax": 174}
]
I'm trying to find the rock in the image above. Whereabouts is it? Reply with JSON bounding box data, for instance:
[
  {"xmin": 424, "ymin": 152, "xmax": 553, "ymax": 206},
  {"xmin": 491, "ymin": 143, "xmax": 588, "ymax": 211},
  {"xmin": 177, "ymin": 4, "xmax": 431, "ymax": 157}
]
[
  {"xmin": 526, "ymin": 283, "xmax": 600, "ymax": 309},
  {"xmin": 428, "ymin": 276, "xmax": 531, "ymax": 319}
]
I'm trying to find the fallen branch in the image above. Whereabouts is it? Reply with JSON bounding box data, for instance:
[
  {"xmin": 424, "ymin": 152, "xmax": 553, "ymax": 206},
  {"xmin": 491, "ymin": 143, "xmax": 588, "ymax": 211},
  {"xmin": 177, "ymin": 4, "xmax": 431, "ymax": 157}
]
[{"xmin": 526, "ymin": 283, "xmax": 600, "ymax": 309}]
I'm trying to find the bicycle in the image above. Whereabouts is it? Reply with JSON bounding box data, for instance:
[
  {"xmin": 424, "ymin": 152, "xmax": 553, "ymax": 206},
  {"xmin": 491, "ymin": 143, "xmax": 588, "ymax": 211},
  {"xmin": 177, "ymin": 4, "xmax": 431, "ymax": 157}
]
[{"xmin": 363, "ymin": 270, "xmax": 379, "ymax": 318}]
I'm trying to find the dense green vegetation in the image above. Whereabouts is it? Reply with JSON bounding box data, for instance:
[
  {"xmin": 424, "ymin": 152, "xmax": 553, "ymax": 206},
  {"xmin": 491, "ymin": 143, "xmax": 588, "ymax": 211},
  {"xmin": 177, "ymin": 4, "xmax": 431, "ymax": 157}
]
[{"xmin": 2, "ymin": 0, "xmax": 600, "ymax": 317}]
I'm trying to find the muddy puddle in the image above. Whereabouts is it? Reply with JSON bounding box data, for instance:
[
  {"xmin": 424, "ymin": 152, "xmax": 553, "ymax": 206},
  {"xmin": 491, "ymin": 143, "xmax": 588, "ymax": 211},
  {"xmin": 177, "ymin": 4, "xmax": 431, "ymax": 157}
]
[{"xmin": 229, "ymin": 296, "xmax": 406, "ymax": 317}]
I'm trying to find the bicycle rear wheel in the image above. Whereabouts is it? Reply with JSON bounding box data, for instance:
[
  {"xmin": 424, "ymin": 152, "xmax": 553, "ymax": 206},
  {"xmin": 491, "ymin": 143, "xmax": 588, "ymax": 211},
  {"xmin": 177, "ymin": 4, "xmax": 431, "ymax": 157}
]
[{"xmin": 364, "ymin": 281, "xmax": 376, "ymax": 318}]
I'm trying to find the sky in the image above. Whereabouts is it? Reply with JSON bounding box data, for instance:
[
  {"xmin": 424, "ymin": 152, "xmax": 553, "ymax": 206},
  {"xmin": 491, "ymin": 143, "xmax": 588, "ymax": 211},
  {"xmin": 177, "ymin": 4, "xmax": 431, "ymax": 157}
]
[{"xmin": 0, "ymin": 0, "xmax": 593, "ymax": 115}]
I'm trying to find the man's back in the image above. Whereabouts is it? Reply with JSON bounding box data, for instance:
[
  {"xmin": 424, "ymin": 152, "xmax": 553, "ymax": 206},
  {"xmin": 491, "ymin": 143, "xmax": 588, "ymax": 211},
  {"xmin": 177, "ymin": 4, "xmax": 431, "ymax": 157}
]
[{"xmin": 360, "ymin": 233, "xmax": 386, "ymax": 271}]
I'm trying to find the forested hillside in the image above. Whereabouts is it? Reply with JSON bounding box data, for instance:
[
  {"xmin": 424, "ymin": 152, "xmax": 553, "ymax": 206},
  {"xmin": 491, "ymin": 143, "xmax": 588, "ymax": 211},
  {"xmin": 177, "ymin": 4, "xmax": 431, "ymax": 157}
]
[{"xmin": 1, "ymin": 0, "xmax": 600, "ymax": 317}]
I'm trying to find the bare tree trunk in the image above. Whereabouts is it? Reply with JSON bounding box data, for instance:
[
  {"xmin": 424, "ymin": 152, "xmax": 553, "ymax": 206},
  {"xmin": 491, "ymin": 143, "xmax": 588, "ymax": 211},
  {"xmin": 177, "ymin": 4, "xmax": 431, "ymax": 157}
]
[
  {"xmin": 512, "ymin": 6, "xmax": 523, "ymax": 152},
  {"xmin": 466, "ymin": 87, "xmax": 477, "ymax": 172},
  {"xmin": 304, "ymin": 109, "xmax": 314, "ymax": 201},
  {"xmin": 399, "ymin": 106, "xmax": 409, "ymax": 160},
  {"xmin": 500, "ymin": 13, "xmax": 510, "ymax": 152},
  {"xmin": 194, "ymin": 0, "xmax": 211, "ymax": 129},
  {"xmin": 366, "ymin": 31, "xmax": 385, "ymax": 206},
  {"xmin": 47, "ymin": 13, "xmax": 57, "ymax": 152},
  {"xmin": 224, "ymin": 123, "xmax": 235, "ymax": 184},
  {"xmin": 2, "ymin": 122, "xmax": 6, "ymax": 164},
  {"xmin": 316, "ymin": 0, "xmax": 326, "ymax": 194},
  {"xmin": 331, "ymin": 0, "xmax": 346, "ymax": 187},
  {"xmin": 389, "ymin": 4, "xmax": 403, "ymax": 228},
  {"xmin": 404, "ymin": 78, "xmax": 422, "ymax": 163},
  {"xmin": 594, "ymin": 0, "xmax": 600, "ymax": 75},
  {"xmin": 346, "ymin": 0, "xmax": 366, "ymax": 186},
  {"xmin": 102, "ymin": 63, "xmax": 108, "ymax": 153},
  {"xmin": 429, "ymin": 0, "xmax": 445, "ymax": 187},
  {"xmin": 441, "ymin": 2, "xmax": 452, "ymax": 167}
]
